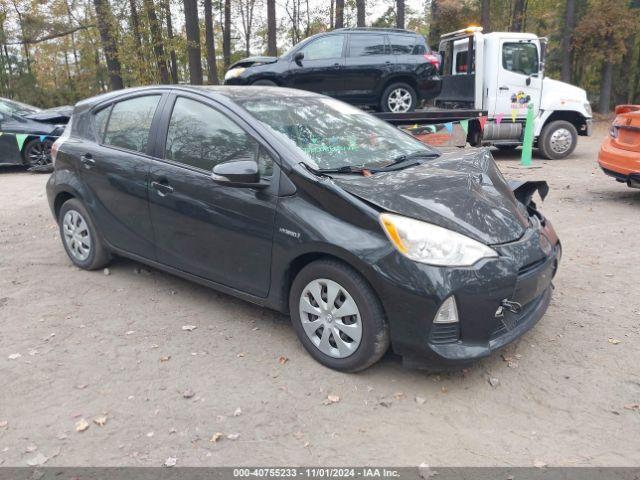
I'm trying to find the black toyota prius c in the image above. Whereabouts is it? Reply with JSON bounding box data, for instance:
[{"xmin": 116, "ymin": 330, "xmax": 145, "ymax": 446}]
[{"xmin": 46, "ymin": 85, "xmax": 560, "ymax": 372}]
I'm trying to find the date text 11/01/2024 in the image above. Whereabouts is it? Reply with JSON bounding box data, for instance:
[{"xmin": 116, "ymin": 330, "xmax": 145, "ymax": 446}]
[{"xmin": 232, "ymin": 468, "xmax": 401, "ymax": 478}]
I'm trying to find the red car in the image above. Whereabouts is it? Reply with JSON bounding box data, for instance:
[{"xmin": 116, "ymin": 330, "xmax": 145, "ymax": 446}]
[{"xmin": 598, "ymin": 105, "xmax": 640, "ymax": 188}]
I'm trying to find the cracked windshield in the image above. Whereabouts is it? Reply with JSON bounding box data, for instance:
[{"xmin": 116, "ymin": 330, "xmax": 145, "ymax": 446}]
[{"xmin": 239, "ymin": 97, "xmax": 436, "ymax": 170}]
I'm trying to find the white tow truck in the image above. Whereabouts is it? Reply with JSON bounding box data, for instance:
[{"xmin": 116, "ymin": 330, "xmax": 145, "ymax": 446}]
[{"xmin": 434, "ymin": 26, "xmax": 593, "ymax": 159}]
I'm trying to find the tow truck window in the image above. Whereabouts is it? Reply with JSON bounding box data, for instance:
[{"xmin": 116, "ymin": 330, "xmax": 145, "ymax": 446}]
[{"xmin": 502, "ymin": 43, "xmax": 539, "ymax": 76}]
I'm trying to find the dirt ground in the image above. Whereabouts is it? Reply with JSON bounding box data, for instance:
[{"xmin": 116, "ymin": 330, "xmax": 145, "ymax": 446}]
[{"xmin": 0, "ymin": 122, "xmax": 639, "ymax": 468}]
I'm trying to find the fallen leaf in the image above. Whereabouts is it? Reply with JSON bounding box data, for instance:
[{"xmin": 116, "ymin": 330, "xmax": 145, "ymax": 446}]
[
  {"xmin": 233, "ymin": 407, "xmax": 242, "ymax": 417},
  {"xmin": 378, "ymin": 400, "xmax": 392, "ymax": 408},
  {"xmin": 164, "ymin": 457, "xmax": 177, "ymax": 467},
  {"xmin": 237, "ymin": 352, "xmax": 245, "ymax": 358},
  {"xmin": 608, "ymin": 338, "xmax": 621, "ymax": 345},
  {"xmin": 8, "ymin": 353, "xmax": 21, "ymax": 360},
  {"xmin": 623, "ymin": 403, "xmax": 640, "ymax": 410},
  {"xmin": 226, "ymin": 433, "xmax": 240, "ymax": 440},
  {"xmin": 393, "ymin": 392, "xmax": 406, "ymax": 401},
  {"xmin": 533, "ymin": 460, "xmax": 547, "ymax": 469},
  {"xmin": 0, "ymin": 420, "xmax": 7, "ymax": 428},
  {"xmin": 209, "ymin": 432, "xmax": 223, "ymax": 443},
  {"xmin": 182, "ymin": 389, "xmax": 195, "ymax": 399},
  {"xmin": 75, "ymin": 384, "xmax": 88, "ymax": 390},
  {"xmin": 93, "ymin": 416, "xmax": 107, "ymax": 427},
  {"xmin": 125, "ymin": 330, "xmax": 135, "ymax": 335},
  {"xmin": 278, "ymin": 355, "xmax": 288, "ymax": 365},
  {"xmin": 160, "ymin": 356, "xmax": 171, "ymax": 362},
  {"xmin": 26, "ymin": 452, "xmax": 48, "ymax": 466},
  {"xmin": 323, "ymin": 394, "xmax": 340, "ymax": 405},
  {"xmin": 75, "ymin": 418, "xmax": 90, "ymax": 432},
  {"xmin": 25, "ymin": 445, "xmax": 37, "ymax": 453},
  {"xmin": 488, "ymin": 377, "xmax": 500, "ymax": 388},
  {"xmin": 415, "ymin": 396, "xmax": 427, "ymax": 405},
  {"xmin": 182, "ymin": 325, "xmax": 197, "ymax": 331}
]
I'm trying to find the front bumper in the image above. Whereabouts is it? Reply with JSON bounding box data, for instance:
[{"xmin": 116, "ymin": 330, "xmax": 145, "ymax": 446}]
[{"xmin": 369, "ymin": 214, "xmax": 560, "ymax": 369}]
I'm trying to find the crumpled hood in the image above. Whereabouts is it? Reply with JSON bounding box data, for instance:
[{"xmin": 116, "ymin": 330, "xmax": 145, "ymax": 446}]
[
  {"xmin": 230, "ymin": 56, "xmax": 278, "ymax": 69},
  {"xmin": 24, "ymin": 105, "xmax": 72, "ymax": 123},
  {"xmin": 332, "ymin": 148, "xmax": 530, "ymax": 245}
]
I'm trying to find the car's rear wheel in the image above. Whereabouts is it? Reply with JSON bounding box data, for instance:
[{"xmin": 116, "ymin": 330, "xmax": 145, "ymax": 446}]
[
  {"xmin": 289, "ymin": 259, "xmax": 389, "ymax": 372},
  {"xmin": 58, "ymin": 199, "xmax": 111, "ymax": 270},
  {"xmin": 381, "ymin": 83, "xmax": 417, "ymax": 113},
  {"xmin": 538, "ymin": 120, "xmax": 578, "ymax": 159},
  {"xmin": 252, "ymin": 79, "xmax": 277, "ymax": 86},
  {"xmin": 23, "ymin": 138, "xmax": 54, "ymax": 168}
]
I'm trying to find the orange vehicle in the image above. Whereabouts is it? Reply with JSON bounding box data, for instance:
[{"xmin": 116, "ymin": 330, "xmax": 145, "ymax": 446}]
[{"xmin": 598, "ymin": 105, "xmax": 640, "ymax": 188}]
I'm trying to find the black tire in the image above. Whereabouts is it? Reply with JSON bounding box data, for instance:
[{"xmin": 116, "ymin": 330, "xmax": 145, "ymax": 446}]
[
  {"xmin": 252, "ymin": 79, "xmax": 277, "ymax": 86},
  {"xmin": 495, "ymin": 144, "xmax": 519, "ymax": 151},
  {"xmin": 289, "ymin": 259, "xmax": 390, "ymax": 372},
  {"xmin": 538, "ymin": 120, "xmax": 578, "ymax": 160},
  {"xmin": 23, "ymin": 138, "xmax": 54, "ymax": 168},
  {"xmin": 58, "ymin": 198, "xmax": 111, "ymax": 270},
  {"xmin": 380, "ymin": 82, "xmax": 418, "ymax": 113}
]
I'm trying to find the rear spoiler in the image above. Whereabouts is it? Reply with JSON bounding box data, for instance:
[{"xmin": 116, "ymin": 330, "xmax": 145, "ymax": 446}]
[
  {"xmin": 508, "ymin": 180, "xmax": 549, "ymax": 206},
  {"xmin": 615, "ymin": 105, "xmax": 640, "ymax": 115}
]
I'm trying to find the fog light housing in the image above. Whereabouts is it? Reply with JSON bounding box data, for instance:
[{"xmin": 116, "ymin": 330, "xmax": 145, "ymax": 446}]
[{"xmin": 433, "ymin": 296, "xmax": 459, "ymax": 324}]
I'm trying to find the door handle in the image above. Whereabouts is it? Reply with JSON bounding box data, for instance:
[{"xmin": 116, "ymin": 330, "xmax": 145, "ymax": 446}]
[
  {"xmin": 151, "ymin": 181, "xmax": 174, "ymax": 196},
  {"xmin": 80, "ymin": 154, "xmax": 95, "ymax": 168},
  {"xmin": 499, "ymin": 85, "xmax": 509, "ymax": 91}
]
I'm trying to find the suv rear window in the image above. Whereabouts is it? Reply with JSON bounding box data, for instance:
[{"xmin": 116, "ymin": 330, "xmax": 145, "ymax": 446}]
[
  {"xmin": 348, "ymin": 34, "xmax": 387, "ymax": 57},
  {"xmin": 102, "ymin": 95, "xmax": 161, "ymax": 153},
  {"xmin": 390, "ymin": 35, "xmax": 416, "ymax": 55}
]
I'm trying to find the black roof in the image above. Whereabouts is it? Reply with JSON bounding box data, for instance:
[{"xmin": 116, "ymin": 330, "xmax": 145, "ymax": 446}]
[{"xmin": 75, "ymin": 85, "xmax": 316, "ymax": 108}]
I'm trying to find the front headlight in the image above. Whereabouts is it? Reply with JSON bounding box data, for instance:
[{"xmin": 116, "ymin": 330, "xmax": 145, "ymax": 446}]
[
  {"xmin": 379, "ymin": 213, "xmax": 498, "ymax": 267},
  {"xmin": 224, "ymin": 67, "xmax": 246, "ymax": 80}
]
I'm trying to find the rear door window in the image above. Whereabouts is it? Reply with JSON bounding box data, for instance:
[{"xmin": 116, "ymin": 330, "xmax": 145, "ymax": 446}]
[
  {"xmin": 348, "ymin": 34, "xmax": 387, "ymax": 57},
  {"xmin": 103, "ymin": 95, "xmax": 161, "ymax": 153},
  {"xmin": 390, "ymin": 35, "xmax": 416, "ymax": 55}
]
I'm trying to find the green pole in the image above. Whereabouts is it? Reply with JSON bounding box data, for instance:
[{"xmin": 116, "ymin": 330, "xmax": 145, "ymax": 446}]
[{"xmin": 521, "ymin": 103, "xmax": 534, "ymax": 166}]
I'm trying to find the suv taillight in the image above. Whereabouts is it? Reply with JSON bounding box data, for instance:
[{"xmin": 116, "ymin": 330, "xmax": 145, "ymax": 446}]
[
  {"xmin": 423, "ymin": 53, "xmax": 441, "ymax": 71},
  {"xmin": 51, "ymin": 116, "xmax": 72, "ymax": 165}
]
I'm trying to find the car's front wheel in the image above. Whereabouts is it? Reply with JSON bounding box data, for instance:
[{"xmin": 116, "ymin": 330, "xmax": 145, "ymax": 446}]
[
  {"xmin": 23, "ymin": 138, "xmax": 54, "ymax": 168},
  {"xmin": 381, "ymin": 83, "xmax": 417, "ymax": 113},
  {"xmin": 58, "ymin": 198, "xmax": 111, "ymax": 270},
  {"xmin": 289, "ymin": 259, "xmax": 389, "ymax": 372}
]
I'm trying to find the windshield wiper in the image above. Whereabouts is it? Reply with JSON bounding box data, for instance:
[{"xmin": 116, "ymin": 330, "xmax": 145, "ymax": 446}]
[{"xmin": 385, "ymin": 150, "xmax": 440, "ymax": 168}]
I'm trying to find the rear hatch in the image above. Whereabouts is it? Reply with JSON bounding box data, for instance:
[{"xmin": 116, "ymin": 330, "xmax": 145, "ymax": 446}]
[{"xmin": 613, "ymin": 106, "xmax": 640, "ymax": 152}]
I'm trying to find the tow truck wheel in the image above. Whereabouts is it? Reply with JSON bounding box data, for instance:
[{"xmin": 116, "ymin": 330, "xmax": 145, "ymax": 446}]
[{"xmin": 538, "ymin": 120, "xmax": 578, "ymax": 160}]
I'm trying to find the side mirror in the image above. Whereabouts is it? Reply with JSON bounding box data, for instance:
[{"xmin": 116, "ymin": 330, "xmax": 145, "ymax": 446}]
[
  {"xmin": 212, "ymin": 159, "xmax": 268, "ymax": 189},
  {"xmin": 294, "ymin": 52, "xmax": 304, "ymax": 65}
]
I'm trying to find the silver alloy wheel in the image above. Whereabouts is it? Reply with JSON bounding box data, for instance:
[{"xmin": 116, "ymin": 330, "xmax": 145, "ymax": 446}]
[
  {"xmin": 298, "ymin": 278, "xmax": 362, "ymax": 358},
  {"xmin": 27, "ymin": 142, "xmax": 52, "ymax": 166},
  {"xmin": 387, "ymin": 88, "xmax": 413, "ymax": 113},
  {"xmin": 62, "ymin": 210, "xmax": 92, "ymax": 262},
  {"xmin": 549, "ymin": 127, "xmax": 572, "ymax": 155}
]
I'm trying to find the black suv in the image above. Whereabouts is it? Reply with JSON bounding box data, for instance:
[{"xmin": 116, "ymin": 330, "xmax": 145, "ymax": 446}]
[{"xmin": 224, "ymin": 28, "xmax": 441, "ymax": 112}]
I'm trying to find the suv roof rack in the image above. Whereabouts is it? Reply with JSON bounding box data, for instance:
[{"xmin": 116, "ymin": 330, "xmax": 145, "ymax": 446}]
[{"xmin": 335, "ymin": 27, "xmax": 417, "ymax": 35}]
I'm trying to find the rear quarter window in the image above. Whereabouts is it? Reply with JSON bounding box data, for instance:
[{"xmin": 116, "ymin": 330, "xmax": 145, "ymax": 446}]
[
  {"xmin": 93, "ymin": 106, "xmax": 111, "ymax": 142},
  {"xmin": 390, "ymin": 35, "xmax": 416, "ymax": 55}
]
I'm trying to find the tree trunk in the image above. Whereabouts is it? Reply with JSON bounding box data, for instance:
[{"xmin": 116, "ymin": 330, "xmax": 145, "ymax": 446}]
[
  {"xmin": 143, "ymin": 0, "xmax": 170, "ymax": 83},
  {"xmin": 560, "ymin": 0, "xmax": 574, "ymax": 82},
  {"xmin": 510, "ymin": 0, "xmax": 526, "ymax": 32},
  {"xmin": 128, "ymin": 0, "xmax": 147, "ymax": 81},
  {"xmin": 335, "ymin": 0, "xmax": 344, "ymax": 29},
  {"xmin": 329, "ymin": 0, "xmax": 334, "ymax": 29},
  {"xmin": 428, "ymin": 0, "xmax": 440, "ymax": 46},
  {"xmin": 163, "ymin": 0, "xmax": 179, "ymax": 83},
  {"xmin": 480, "ymin": 0, "xmax": 490, "ymax": 32},
  {"xmin": 267, "ymin": 0, "xmax": 277, "ymax": 56},
  {"xmin": 356, "ymin": 0, "xmax": 365, "ymax": 27},
  {"xmin": 396, "ymin": 0, "xmax": 404, "ymax": 29},
  {"xmin": 599, "ymin": 59, "xmax": 613, "ymax": 114},
  {"xmin": 204, "ymin": 0, "xmax": 218, "ymax": 84},
  {"xmin": 183, "ymin": 0, "xmax": 203, "ymax": 84},
  {"xmin": 223, "ymin": 0, "xmax": 231, "ymax": 70},
  {"xmin": 92, "ymin": 0, "xmax": 124, "ymax": 90}
]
